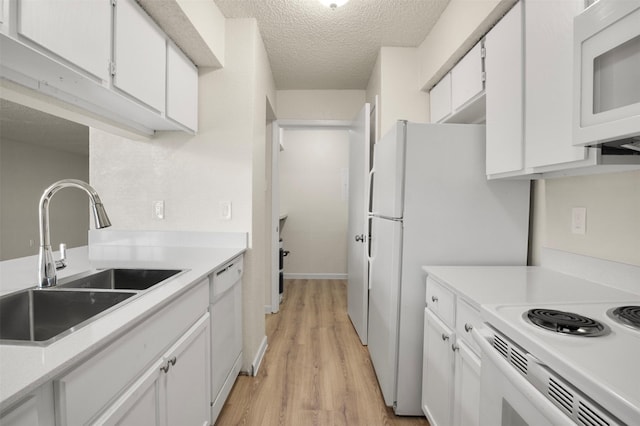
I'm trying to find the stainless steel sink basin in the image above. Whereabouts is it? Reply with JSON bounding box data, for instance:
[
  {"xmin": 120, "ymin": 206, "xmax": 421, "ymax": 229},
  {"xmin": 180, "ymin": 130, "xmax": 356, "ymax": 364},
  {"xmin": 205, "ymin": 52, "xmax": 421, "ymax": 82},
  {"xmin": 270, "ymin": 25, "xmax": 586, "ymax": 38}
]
[
  {"xmin": 0, "ymin": 289, "xmax": 136, "ymax": 345},
  {"xmin": 59, "ymin": 269, "xmax": 183, "ymax": 291}
]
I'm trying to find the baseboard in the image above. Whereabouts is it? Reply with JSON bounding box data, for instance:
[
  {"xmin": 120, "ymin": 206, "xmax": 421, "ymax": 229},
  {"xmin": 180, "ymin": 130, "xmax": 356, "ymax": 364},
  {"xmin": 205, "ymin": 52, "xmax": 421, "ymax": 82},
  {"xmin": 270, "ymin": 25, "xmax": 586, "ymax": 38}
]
[
  {"xmin": 251, "ymin": 335, "xmax": 268, "ymax": 376},
  {"xmin": 284, "ymin": 273, "xmax": 347, "ymax": 280}
]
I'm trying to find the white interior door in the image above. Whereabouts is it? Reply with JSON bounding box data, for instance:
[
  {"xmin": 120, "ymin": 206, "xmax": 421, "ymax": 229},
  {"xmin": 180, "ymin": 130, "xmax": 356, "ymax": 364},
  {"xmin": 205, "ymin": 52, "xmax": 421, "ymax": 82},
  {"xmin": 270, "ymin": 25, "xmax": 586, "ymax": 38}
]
[{"xmin": 347, "ymin": 103, "xmax": 370, "ymax": 345}]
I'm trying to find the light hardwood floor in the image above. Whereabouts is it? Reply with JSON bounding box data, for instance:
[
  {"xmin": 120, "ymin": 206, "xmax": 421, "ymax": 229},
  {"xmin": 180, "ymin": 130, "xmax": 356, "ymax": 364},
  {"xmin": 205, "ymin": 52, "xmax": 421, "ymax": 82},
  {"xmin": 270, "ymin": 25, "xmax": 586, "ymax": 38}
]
[{"xmin": 215, "ymin": 279, "xmax": 430, "ymax": 425}]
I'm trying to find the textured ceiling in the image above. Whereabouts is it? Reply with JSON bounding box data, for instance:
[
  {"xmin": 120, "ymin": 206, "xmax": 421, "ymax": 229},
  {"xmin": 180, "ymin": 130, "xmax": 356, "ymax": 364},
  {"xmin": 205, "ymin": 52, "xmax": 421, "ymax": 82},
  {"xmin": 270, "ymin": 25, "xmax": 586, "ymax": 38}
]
[
  {"xmin": 214, "ymin": 0, "xmax": 450, "ymax": 89},
  {"xmin": 0, "ymin": 99, "xmax": 89, "ymax": 156}
]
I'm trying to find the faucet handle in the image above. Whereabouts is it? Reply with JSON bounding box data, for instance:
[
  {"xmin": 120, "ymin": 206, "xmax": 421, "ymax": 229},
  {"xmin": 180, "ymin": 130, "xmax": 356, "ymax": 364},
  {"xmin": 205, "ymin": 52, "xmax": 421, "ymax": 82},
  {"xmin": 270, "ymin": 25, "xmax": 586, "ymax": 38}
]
[{"xmin": 55, "ymin": 243, "xmax": 67, "ymax": 270}]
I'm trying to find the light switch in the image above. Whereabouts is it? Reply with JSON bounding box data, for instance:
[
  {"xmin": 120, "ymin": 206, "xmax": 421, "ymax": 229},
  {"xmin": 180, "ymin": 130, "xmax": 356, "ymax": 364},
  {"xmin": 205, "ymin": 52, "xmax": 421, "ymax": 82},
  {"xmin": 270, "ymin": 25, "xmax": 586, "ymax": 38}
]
[
  {"xmin": 153, "ymin": 200, "xmax": 165, "ymax": 220},
  {"xmin": 571, "ymin": 207, "xmax": 586, "ymax": 235},
  {"xmin": 220, "ymin": 201, "xmax": 232, "ymax": 220}
]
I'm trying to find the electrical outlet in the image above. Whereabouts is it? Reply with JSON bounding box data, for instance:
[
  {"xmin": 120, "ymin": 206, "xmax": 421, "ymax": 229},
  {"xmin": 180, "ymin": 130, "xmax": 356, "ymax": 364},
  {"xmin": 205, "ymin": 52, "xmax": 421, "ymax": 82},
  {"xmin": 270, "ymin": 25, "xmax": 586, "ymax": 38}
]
[
  {"xmin": 571, "ymin": 207, "xmax": 586, "ymax": 235},
  {"xmin": 153, "ymin": 200, "xmax": 165, "ymax": 220},
  {"xmin": 220, "ymin": 201, "xmax": 232, "ymax": 220}
]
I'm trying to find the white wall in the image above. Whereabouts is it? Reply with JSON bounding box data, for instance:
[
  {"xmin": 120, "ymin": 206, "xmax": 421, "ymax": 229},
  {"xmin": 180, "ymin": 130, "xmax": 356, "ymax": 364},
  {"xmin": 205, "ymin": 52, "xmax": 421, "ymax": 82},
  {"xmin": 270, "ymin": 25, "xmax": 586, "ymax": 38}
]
[
  {"xmin": 542, "ymin": 171, "xmax": 640, "ymax": 266},
  {"xmin": 0, "ymin": 138, "xmax": 89, "ymax": 260},
  {"xmin": 273, "ymin": 90, "xmax": 364, "ymax": 280},
  {"xmin": 379, "ymin": 47, "xmax": 429, "ymax": 136},
  {"xmin": 276, "ymin": 90, "xmax": 365, "ymax": 120},
  {"xmin": 90, "ymin": 19, "xmax": 275, "ymax": 372},
  {"xmin": 279, "ymin": 128, "xmax": 349, "ymax": 278}
]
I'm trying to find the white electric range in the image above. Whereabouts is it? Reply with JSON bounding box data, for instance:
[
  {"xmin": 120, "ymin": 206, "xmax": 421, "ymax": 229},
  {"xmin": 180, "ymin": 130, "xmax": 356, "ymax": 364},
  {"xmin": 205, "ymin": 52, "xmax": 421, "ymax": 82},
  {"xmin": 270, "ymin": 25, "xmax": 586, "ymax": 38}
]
[{"xmin": 476, "ymin": 300, "xmax": 640, "ymax": 425}]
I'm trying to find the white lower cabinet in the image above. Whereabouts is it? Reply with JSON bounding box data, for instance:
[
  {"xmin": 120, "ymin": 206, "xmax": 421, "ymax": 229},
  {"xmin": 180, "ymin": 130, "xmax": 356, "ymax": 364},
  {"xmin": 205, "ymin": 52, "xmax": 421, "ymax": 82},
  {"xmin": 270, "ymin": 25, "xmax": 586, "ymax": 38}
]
[
  {"xmin": 423, "ymin": 277, "xmax": 481, "ymax": 426},
  {"xmin": 422, "ymin": 308, "xmax": 455, "ymax": 426},
  {"xmin": 452, "ymin": 341, "xmax": 481, "ymax": 426},
  {"xmin": 96, "ymin": 359, "xmax": 164, "ymax": 426},
  {"xmin": 0, "ymin": 384, "xmax": 55, "ymax": 426},
  {"xmin": 165, "ymin": 314, "xmax": 210, "ymax": 426},
  {"xmin": 95, "ymin": 314, "xmax": 210, "ymax": 426},
  {"xmin": 54, "ymin": 280, "xmax": 211, "ymax": 425}
]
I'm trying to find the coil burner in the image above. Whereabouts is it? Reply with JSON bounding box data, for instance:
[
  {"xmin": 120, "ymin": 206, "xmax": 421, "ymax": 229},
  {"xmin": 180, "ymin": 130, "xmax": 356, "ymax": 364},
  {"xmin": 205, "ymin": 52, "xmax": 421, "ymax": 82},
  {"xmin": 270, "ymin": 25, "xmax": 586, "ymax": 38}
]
[
  {"xmin": 526, "ymin": 308, "xmax": 608, "ymax": 337},
  {"xmin": 607, "ymin": 306, "xmax": 640, "ymax": 331}
]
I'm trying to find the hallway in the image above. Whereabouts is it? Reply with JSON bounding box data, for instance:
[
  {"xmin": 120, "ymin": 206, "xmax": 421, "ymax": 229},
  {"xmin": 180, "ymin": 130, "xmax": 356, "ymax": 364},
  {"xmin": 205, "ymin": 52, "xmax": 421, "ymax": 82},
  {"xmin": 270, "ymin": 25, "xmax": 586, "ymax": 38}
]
[{"xmin": 216, "ymin": 279, "xmax": 430, "ymax": 425}]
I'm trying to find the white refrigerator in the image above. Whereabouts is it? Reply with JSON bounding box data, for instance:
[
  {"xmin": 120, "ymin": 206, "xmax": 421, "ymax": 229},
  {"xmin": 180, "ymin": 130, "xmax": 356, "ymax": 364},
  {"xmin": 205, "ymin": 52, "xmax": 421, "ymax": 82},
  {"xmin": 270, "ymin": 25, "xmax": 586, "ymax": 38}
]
[{"xmin": 367, "ymin": 121, "xmax": 530, "ymax": 415}]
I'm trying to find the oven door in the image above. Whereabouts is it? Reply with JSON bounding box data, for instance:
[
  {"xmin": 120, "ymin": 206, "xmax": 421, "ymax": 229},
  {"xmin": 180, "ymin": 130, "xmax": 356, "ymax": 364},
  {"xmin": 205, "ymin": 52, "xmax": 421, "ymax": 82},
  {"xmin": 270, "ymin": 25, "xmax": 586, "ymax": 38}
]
[
  {"xmin": 573, "ymin": 0, "xmax": 640, "ymax": 146},
  {"xmin": 472, "ymin": 328, "xmax": 571, "ymax": 426}
]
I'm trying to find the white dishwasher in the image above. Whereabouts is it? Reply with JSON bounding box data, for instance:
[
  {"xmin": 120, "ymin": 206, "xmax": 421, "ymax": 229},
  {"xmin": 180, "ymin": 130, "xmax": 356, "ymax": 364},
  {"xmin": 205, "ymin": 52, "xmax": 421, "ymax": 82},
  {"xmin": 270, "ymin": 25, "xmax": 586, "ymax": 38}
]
[{"xmin": 210, "ymin": 255, "xmax": 243, "ymax": 423}]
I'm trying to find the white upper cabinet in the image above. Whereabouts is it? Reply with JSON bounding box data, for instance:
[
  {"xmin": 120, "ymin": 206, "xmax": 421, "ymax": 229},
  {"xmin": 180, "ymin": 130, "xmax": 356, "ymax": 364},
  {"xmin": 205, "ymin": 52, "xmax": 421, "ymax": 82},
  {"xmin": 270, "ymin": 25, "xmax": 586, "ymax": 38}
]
[
  {"xmin": 113, "ymin": 0, "xmax": 166, "ymax": 113},
  {"xmin": 17, "ymin": 0, "xmax": 111, "ymax": 82},
  {"xmin": 485, "ymin": 1, "xmax": 524, "ymax": 176},
  {"xmin": 430, "ymin": 41, "xmax": 486, "ymax": 125},
  {"xmin": 525, "ymin": 0, "xmax": 587, "ymax": 168},
  {"xmin": 484, "ymin": 0, "xmax": 638, "ymax": 178},
  {"xmin": 167, "ymin": 42, "xmax": 198, "ymax": 132},
  {"xmin": 430, "ymin": 73, "xmax": 452, "ymax": 123},
  {"xmin": 451, "ymin": 42, "xmax": 484, "ymax": 113},
  {"xmin": 1, "ymin": 0, "xmax": 199, "ymax": 133}
]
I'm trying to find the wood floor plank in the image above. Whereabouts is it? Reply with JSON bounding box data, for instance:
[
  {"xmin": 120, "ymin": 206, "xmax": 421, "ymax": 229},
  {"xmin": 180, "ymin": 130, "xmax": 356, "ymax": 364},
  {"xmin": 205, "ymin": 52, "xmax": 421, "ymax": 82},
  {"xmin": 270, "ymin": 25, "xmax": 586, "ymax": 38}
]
[{"xmin": 215, "ymin": 279, "xmax": 430, "ymax": 426}]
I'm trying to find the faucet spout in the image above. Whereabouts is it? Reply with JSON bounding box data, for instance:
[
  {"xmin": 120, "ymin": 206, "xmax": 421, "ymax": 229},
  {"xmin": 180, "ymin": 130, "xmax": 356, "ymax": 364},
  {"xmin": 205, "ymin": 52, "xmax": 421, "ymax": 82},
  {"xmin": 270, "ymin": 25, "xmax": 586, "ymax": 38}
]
[{"xmin": 38, "ymin": 179, "xmax": 111, "ymax": 288}]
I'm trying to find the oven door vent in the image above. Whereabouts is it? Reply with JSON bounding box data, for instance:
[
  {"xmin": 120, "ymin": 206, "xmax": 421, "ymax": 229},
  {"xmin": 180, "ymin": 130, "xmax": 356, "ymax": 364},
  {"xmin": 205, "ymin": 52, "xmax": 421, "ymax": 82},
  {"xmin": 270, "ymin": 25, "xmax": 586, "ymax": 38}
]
[
  {"xmin": 577, "ymin": 401, "xmax": 614, "ymax": 426},
  {"xmin": 493, "ymin": 334, "xmax": 528, "ymax": 376},
  {"xmin": 493, "ymin": 334, "xmax": 509, "ymax": 358},
  {"xmin": 548, "ymin": 377, "xmax": 574, "ymax": 413},
  {"xmin": 540, "ymin": 366, "xmax": 623, "ymax": 426}
]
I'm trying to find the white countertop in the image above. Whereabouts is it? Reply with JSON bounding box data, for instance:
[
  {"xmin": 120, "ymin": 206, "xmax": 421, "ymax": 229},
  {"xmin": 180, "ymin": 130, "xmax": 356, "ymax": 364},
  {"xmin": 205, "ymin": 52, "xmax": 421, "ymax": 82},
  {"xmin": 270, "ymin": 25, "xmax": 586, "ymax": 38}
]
[
  {"xmin": 0, "ymin": 239, "xmax": 245, "ymax": 411},
  {"xmin": 422, "ymin": 264, "xmax": 640, "ymax": 424},
  {"xmin": 422, "ymin": 266, "xmax": 640, "ymax": 310}
]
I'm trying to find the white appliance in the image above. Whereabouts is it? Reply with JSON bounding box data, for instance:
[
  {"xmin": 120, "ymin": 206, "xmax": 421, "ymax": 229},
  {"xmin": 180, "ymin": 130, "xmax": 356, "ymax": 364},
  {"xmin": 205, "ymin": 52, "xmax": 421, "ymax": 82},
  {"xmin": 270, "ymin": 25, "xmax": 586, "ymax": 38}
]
[
  {"xmin": 573, "ymin": 0, "xmax": 640, "ymax": 148},
  {"xmin": 474, "ymin": 301, "xmax": 640, "ymax": 425},
  {"xmin": 367, "ymin": 121, "xmax": 530, "ymax": 415},
  {"xmin": 210, "ymin": 255, "xmax": 243, "ymax": 423}
]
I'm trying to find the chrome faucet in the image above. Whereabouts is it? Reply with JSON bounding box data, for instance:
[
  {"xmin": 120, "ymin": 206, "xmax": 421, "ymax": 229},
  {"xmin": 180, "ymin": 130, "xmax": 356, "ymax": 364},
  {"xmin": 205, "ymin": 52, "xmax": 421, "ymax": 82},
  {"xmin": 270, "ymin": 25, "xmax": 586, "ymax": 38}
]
[{"xmin": 38, "ymin": 179, "xmax": 112, "ymax": 288}]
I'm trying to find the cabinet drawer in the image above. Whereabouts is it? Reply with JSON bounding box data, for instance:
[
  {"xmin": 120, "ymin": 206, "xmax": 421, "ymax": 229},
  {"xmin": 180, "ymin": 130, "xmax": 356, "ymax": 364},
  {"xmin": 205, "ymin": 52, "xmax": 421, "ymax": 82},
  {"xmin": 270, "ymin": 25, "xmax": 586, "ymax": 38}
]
[
  {"xmin": 426, "ymin": 277, "xmax": 455, "ymax": 327},
  {"xmin": 55, "ymin": 280, "xmax": 208, "ymax": 425},
  {"xmin": 211, "ymin": 256, "xmax": 243, "ymax": 301},
  {"xmin": 455, "ymin": 299, "xmax": 482, "ymax": 355}
]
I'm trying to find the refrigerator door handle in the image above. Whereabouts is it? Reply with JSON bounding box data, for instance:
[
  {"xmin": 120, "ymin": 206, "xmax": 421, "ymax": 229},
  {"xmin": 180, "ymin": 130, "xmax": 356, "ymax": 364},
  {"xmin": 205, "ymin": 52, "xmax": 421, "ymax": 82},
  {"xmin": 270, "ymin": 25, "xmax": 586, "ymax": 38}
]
[{"xmin": 367, "ymin": 167, "xmax": 376, "ymax": 216}]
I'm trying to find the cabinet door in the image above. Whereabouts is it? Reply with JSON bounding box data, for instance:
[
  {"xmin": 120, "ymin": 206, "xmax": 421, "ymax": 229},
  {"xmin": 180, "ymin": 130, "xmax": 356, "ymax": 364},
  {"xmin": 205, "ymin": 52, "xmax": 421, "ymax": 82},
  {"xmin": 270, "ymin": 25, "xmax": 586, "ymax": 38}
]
[
  {"xmin": 451, "ymin": 42, "xmax": 484, "ymax": 112},
  {"xmin": 485, "ymin": 1, "xmax": 524, "ymax": 175},
  {"xmin": 113, "ymin": 0, "xmax": 166, "ymax": 112},
  {"xmin": 166, "ymin": 42, "xmax": 198, "ymax": 131},
  {"xmin": 17, "ymin": 0, "xmax": 111, "ymax": 81},
  {"xmin": 164, "ymin": 313, "xmax": 210, "ymax": 426},
  {"xmin": 93, "ymin": 359, "xmax": 164, "ymax": 426},
  {"xmin": 430, "ymin": 73, "xmax": 452, "ymax": 123},
  {"xmin": 453, "ymin": 341, "xmax": 481, "ymax": 426},
  {"xmin": 422, "ymin": 308, "xmax": 455, "ymax": 426},
  {"xmin": 525, "ymin": 0, "xmax": 587, "ymax": 168}
]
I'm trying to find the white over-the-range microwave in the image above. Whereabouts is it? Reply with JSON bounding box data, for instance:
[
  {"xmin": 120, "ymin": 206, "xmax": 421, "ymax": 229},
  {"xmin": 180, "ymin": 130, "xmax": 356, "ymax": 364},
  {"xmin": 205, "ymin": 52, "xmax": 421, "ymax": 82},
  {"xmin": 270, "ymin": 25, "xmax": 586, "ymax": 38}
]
[{"xmin": 573, "ymin": 0, "xmax": 640, "ymax": 151}]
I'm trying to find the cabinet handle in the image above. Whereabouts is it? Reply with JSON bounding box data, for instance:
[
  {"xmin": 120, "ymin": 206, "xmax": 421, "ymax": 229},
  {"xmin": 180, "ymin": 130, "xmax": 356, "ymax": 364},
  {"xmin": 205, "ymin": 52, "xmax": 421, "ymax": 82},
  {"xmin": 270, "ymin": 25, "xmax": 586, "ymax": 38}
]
[
  {"xmin": 431, "ymin": 295, "xmax": 438, "ymax": 303},
  {"xmin": 160, "ymin": 363, "xmax": 170, "ymax": 373},
  {"xmin": 451, "ymin": 343, "xmax": 459, "ymax": 352},
  {"xmin": 464, "ymin": 323, "xmax": 473, "ymax": 333},
  {"xmin": 441, "ymin": 333, "xmax": 449, "ymax": 341},
  {"xmin": 169, "ymin": 356, "xmax": 177, "ymax": 367}
]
